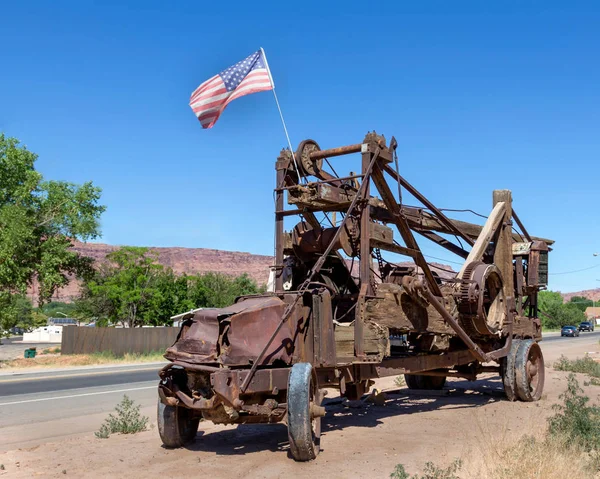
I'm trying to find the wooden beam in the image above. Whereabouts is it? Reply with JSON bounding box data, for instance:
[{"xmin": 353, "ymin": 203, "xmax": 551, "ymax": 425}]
[
  {"xmin": 457, "ymin": 201, "xmax": 506, "ymax": 279},
  {"xmin": 415, "ymin": 230, "xmax": 469, "ymax": 259}
]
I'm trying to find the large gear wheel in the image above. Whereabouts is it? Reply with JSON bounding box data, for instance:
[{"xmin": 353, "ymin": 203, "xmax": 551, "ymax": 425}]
[{"xmin": 458, "ymin": 261, "xmax": 506, "ymax": 336}]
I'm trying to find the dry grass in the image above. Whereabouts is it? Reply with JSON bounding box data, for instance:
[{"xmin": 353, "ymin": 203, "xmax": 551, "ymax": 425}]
[
  {"xmin": 463, "ymin": 433, "xmax": 594, "ymax": 479},
  {"xmin": 0, "ymin": 351, "xmax": 166, "ymax": 369}
]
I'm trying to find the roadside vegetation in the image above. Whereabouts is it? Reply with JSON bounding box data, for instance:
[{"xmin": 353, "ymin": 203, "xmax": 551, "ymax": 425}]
[
  {"xmin": 74, "ymin": 247, "xmax": 264, "ymax": 328},
  {"xmin": 0, "ymin": 350, "xmax": 166, "ymax": 369},
  {"xmin": 0, "ymin": 133, "xmax": 105, "ymax": 337},
  {"xmin": 538, "ymin": 291, "xmax": 587, "ymax": 329},
  {"xmin": 554, "ymin": 355, "xmax": 600, "ymax": 379},
  {"xmin": 391, "ymin": 375, "xmax": 600, "ymax": 479},
  {"xmin": 95, "ymin": 395, "xmax": 149, "ymax": 439}
]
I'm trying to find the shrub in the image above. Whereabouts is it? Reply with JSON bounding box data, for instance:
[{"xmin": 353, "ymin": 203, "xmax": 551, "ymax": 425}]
[
  {"xmin": 95, "ymin": 395, "xmax": 149, "ymax": 439},
  {"xmin": 554, "ymin": 355, "xmax": 600, "ymax": 378},
  {"xmin": 390, "ymin": 459, "xmax": 461, "ymax": 479},
  {"xmin": 548, "ymin": 374, "xmax": 600, "ymax": 453}
]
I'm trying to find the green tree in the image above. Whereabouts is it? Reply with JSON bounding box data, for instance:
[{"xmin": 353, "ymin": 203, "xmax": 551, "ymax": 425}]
[
  {"xmin": 568, "ymin": 296, "xmax": 593, "ymax": 313},
  {"xmin": 538, "ymin": 290, "xmax": 586, "ymax": 329},
  {"xmin": 83, "ymin": 247, "xmax": 163, "ymax": 327},
  {"xmin": 187, "ymin": 272, "xmax": 260, "ymax": 308},
  {"xmin": 0, "ymin": 133, "xmax": 104, "ymax": 333}
]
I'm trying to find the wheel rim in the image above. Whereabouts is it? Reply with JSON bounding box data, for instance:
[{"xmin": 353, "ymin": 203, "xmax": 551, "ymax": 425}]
[
  {"xmin": 525, "ymin": 343, "xmax": 544, "ymax": 400},
  {"xmin": 515, "ymin": 340, "xmax": 545, "ymax": 401}
]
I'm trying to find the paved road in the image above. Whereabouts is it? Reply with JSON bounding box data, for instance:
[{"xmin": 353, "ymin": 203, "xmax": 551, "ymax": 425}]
[
  {"xmin": 542, "ymin": 330, "xmax": 600, "ymax": 343},
  {"xmin": 1, "ymin": 331, "xmax": 599, "ymax": 452}
]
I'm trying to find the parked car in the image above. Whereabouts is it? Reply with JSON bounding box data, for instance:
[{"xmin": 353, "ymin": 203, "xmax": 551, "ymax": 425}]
[
  {"xmin": 561, "ymin": 326, "xmax": 580, "ymax": 337},
  {"xmin": 578, "ymin": 321, "xmax": 595, "ymax": 332}
]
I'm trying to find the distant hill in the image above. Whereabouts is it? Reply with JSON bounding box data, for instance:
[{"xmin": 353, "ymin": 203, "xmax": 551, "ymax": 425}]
[
  {"xmin": 32, "ymin": 241, "xmax": 274, "ymax": 303},
  {"xmin": 32, "ymin": 242, "xmax": 458, "ymax": 304},
  {"xmin": 561, "ymin": 288, "xmax": 600, "ymax": 303}
]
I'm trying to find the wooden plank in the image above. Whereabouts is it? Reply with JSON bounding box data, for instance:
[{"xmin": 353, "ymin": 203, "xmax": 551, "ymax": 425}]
[
  {"xmin": 370, "ymin": 239, "xmax": 418, "ymax": 258},
  {"xmin": 364, "ymin": 283, "xmax": 457, "ymax": 335},
  {"xmin": 456, "ymin": 201, "xmax": 506, "ymax": 279},
  {"xmin": 334, "ymin": 321, "xmax": 389, "ymax": 359},
  {"xmin": 493, "ymin": 190, "xmax": 514, "ymax": 331},
  {"xmin": 415, "ymin": 230, "xmax": 469, "ymax": 259}
]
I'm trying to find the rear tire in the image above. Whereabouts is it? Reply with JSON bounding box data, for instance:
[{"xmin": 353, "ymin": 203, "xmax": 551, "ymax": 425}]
[
  {"xmin": 515, "ymin": 340, "xmax": 545, "ymax": 402},
  {"xmin": 501, "ymin": 339, "xmax": 520, "ymax": 401},
  {"xmin": 157, "ymin": 400, "xmax": 200, "ymax": 448}
]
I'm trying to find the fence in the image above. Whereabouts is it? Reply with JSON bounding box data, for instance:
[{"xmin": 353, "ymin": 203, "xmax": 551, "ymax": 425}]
[{"xmin": 61, "ymin": 326, "xmax": 180, "ymax": 355}]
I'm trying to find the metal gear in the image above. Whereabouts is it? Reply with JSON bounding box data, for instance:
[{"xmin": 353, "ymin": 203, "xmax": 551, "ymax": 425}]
[{"xmin": 458, "ymin": 261, "xmax": 506, "ymax": 336}]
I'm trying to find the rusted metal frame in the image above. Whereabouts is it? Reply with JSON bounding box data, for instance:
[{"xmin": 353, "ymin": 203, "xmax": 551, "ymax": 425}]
[
  {"xmin": 301, "ymin": 210, "xmax": 323, "ymax": 231},
  {"xmin": 274, "ymin": 167, "xmax": 286, "ymax": 292},
  {"xmin": 167, "ymin": 361, "xmax": 221, "ymax": 372},
  {"xmin": 382, "ymin": 164, "xmax": 475, "ymax": 247},
  {"xmin": 213, "ymin": 367, "xmax": 291, "ymax": 408},
  {"xmin": 512, "ymin": 209, "xmax": 532, "ymax": 242},
  {"xmin": 274, "ymin": 174, "xmax": 364, "ymax": 191},
  {"xmin": 240, "ymin": 149, "xmax": 381, "ymax": 393},
  {"xmin": 515, "ymin": 256, "xmax": 524, "ymax": 315},
  {"xmin": 355, "ymin": 149, "xmax": 376, "ymax": 359},
  {"xmin": 376, "ymin": 349, "xmax": 476, "ymax": 377},
  {"xmin": 414, "ymin": 230, "xmax": 469, "ymax": 259},
  {"xmin": 416, "ymin": 283, "xmax": 489, "ymax": 362},
  {"xmin": 370, "ymin": 163, "xmax": 443, "ymax": 297}
]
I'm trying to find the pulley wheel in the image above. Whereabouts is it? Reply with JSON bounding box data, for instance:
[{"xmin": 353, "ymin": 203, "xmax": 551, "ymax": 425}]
[
  {"xmin": 295, "ymin": 139, "xmax": 323, "ymax": 178},
  {"xmin": 459, "ymin": 262, "xmax": 506, "ymax": 336}
]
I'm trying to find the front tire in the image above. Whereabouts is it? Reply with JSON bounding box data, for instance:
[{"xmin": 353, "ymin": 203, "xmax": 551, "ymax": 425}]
[
  {"xmin": 157, "ymin": 400, "xmax": 200, "ymax": 448},
  {"xmin": 287, "ymin": 363, "xmax": 322, "ymax": 461}
]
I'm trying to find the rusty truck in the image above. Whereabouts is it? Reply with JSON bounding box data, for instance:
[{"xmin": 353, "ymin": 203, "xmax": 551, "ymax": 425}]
[{"xmin": 157, "ymin": 132, "xmax": 551, "ymax": 461}]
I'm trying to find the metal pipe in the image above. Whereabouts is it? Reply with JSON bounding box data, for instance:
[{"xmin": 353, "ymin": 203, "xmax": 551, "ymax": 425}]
[{"xmin": 309, "ymin": 143, "xmax": 362, "ymax": 161}]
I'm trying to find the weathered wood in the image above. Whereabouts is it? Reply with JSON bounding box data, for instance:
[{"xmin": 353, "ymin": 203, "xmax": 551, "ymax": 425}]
[
  {"xmin": 334, "ymin": 320, "xmax": 390, "ymax": 359},
  {"xmin": 371, "ymin": 239, "xmax": 418, "ymax": 258},
  {"xmin": 364, "ymin": 283, "xmax": 457, "ymax": 335},
  {"xmin": 415, "ymin": 230, "xmax": 469, "ymax": 259},
  {"xmin": 493, "ymin": 190, "xmax": 514, "ymax": 331},
  {"xmin": 456, "ymin": 202, "xmax": 506, "ymax": 279}
]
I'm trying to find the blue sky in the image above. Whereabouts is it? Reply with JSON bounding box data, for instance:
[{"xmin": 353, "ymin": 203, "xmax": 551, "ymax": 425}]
[{"xmin": 1, "ymin": 1, "xmax": 599, "ymax": 292}]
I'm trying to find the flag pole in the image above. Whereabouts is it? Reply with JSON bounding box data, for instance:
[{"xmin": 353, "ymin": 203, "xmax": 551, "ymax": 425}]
[{"xmin": 261, "ymin": 47, "xmax": 302, "ymax": 181}]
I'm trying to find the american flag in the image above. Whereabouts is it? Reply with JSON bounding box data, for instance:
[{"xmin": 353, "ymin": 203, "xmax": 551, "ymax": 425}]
[{"xmin": 189, "ymin": 50, "xmax": 274, "ymax": 129}]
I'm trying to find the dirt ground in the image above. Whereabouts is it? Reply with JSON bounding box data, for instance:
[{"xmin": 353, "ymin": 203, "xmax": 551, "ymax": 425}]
[{"xmin": 1, "ymin": 338, "xmax": 599, "ymax": 479}]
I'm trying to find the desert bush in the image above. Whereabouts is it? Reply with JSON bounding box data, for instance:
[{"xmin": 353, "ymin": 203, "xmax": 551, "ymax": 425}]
[
  {"xmin": 390, "ymin": 459, "xmax": 461, "ymax": 479},
  {"xmin": 95, "ymin": 395, "xmax": 149, "ymax": 439},
  {"xmin": 554, "ymin": 355, "xmax": 600, "ymax": 378},
  {"xmin": 548, "ymin": 374, "xmax": 600, "ymax": 453}
]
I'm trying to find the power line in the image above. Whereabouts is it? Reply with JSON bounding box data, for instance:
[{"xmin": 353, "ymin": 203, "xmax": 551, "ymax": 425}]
[{"xmin": 549, "ymin": 264, "xmax": 600, "ymax": 275}]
